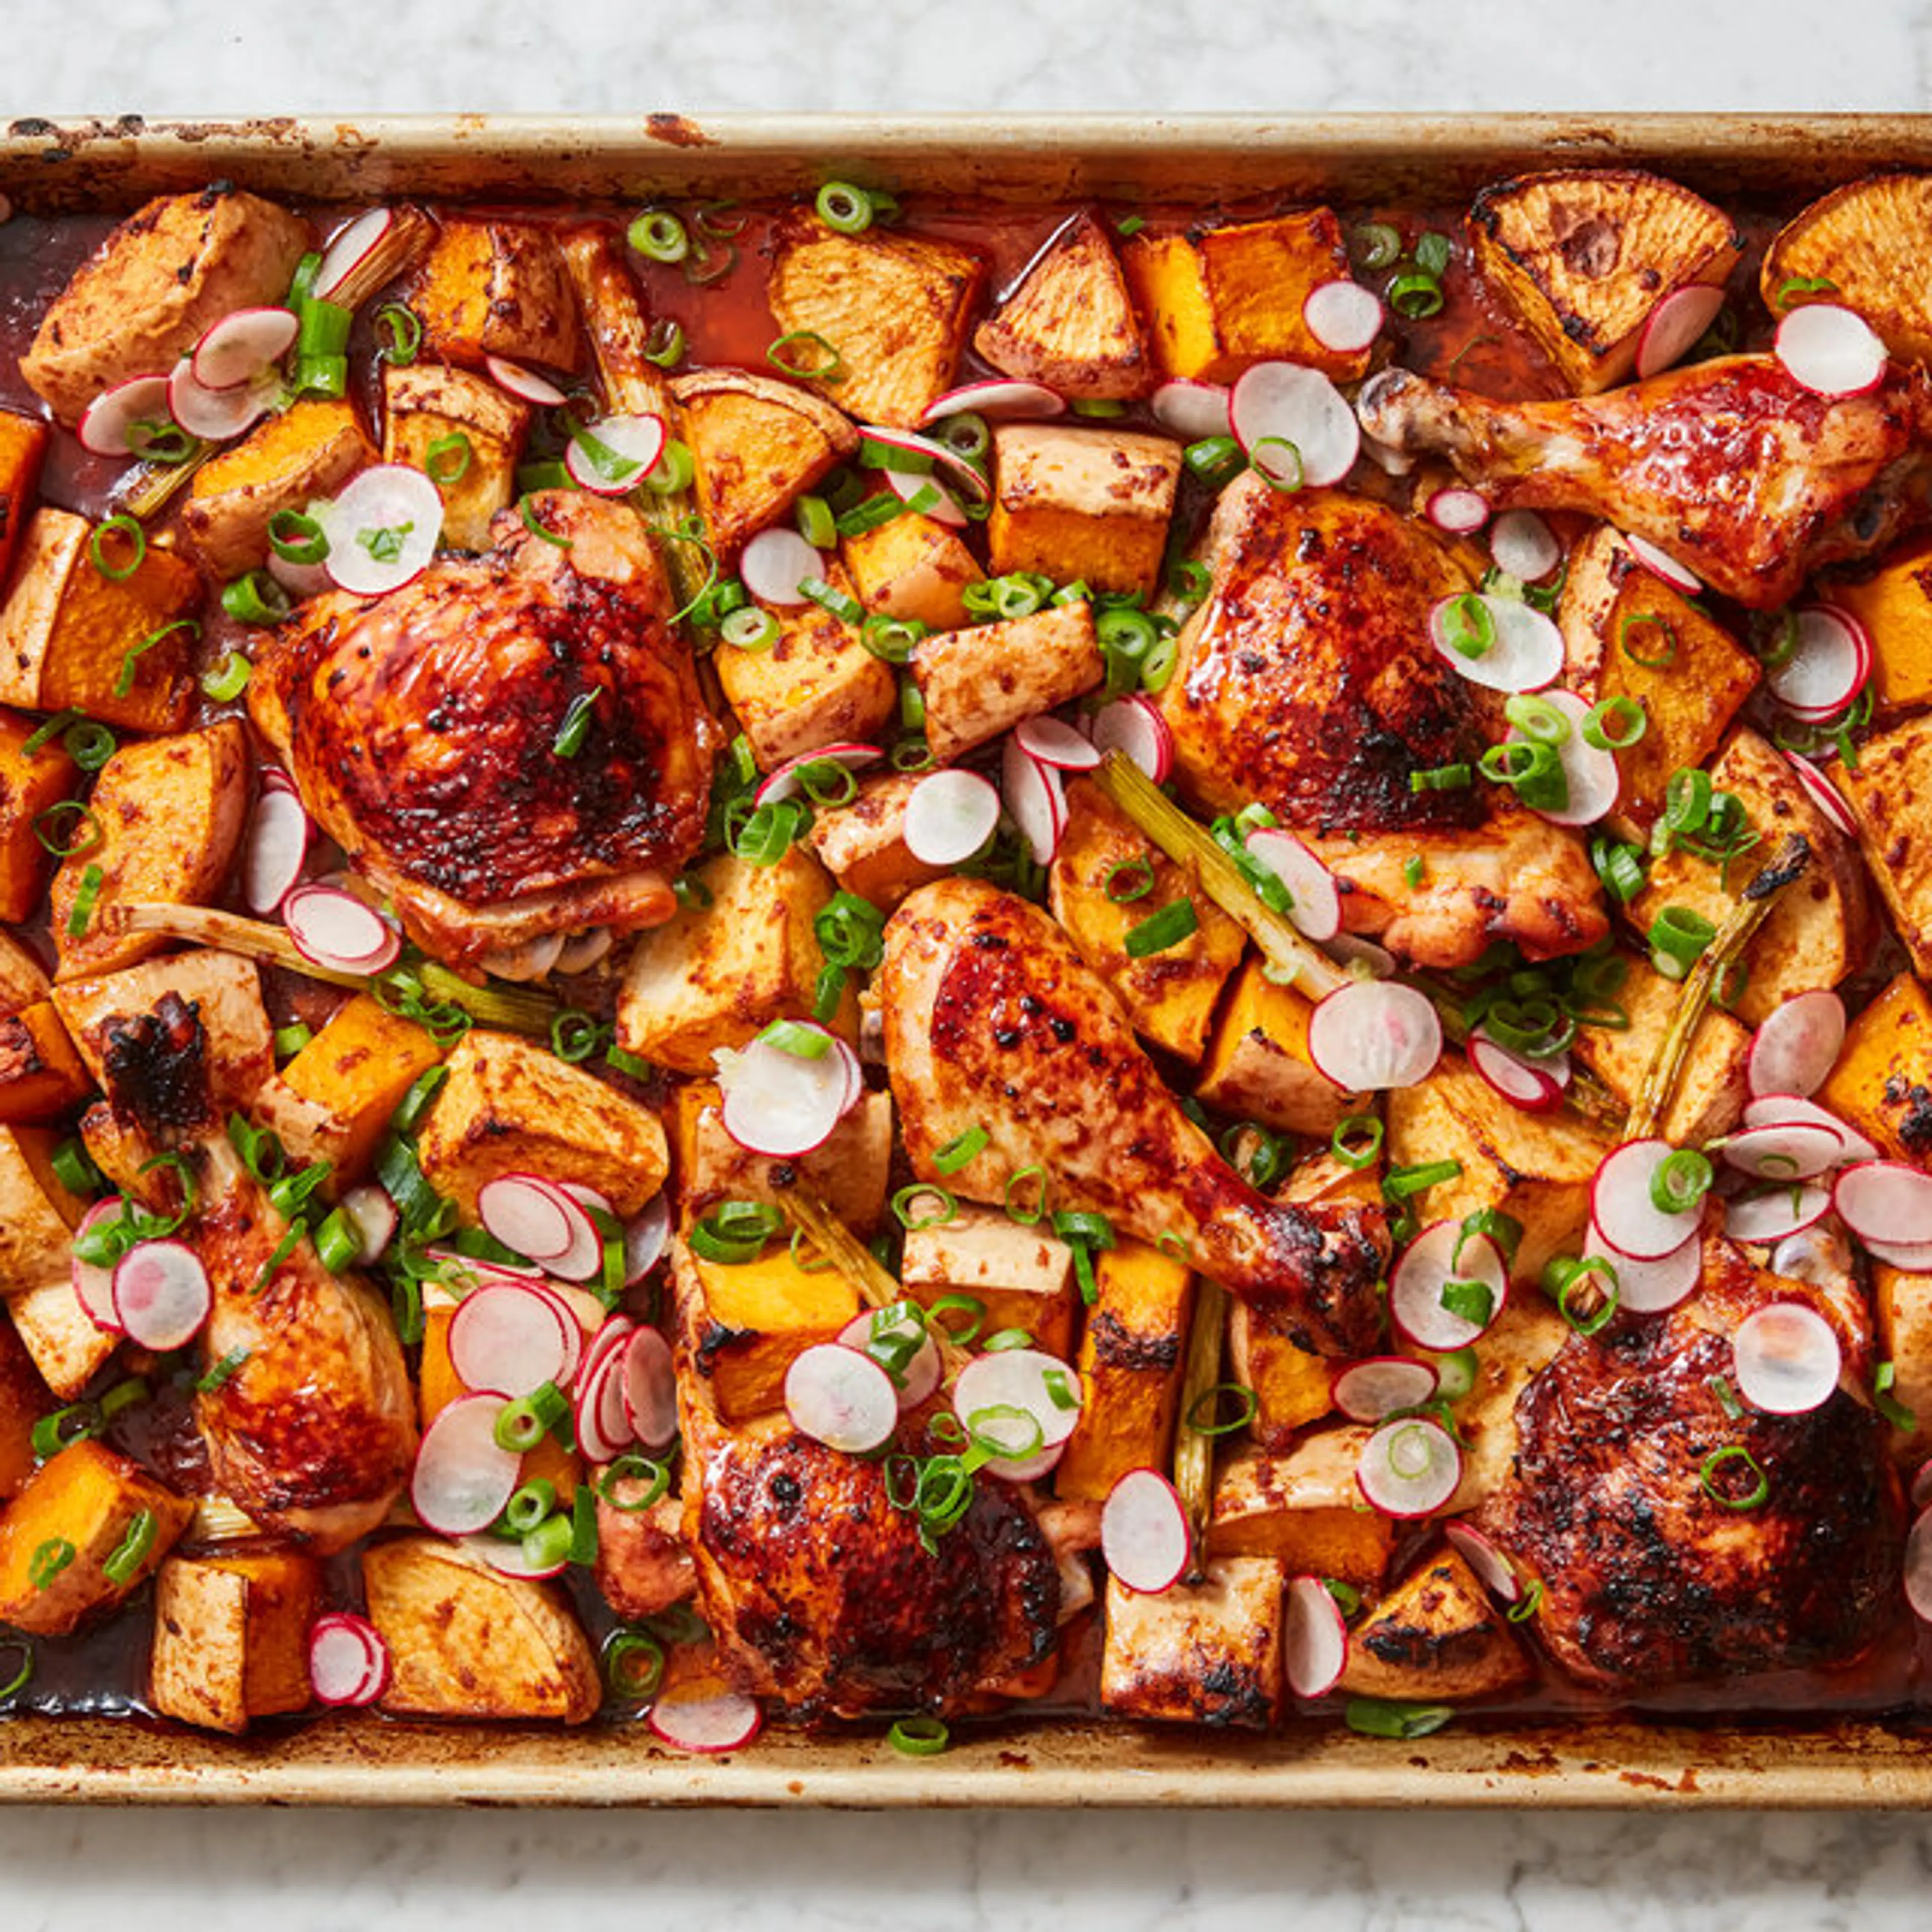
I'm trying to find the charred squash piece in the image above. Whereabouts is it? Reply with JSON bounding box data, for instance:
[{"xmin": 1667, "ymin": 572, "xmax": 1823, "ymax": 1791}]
[
  {"xmin": 975, "ymin": 210, "xmax": 1153, "ymax": 399},
  {"xmin": 1761, "ymin": 174, "xmax": 1932, "ymax": 366}
]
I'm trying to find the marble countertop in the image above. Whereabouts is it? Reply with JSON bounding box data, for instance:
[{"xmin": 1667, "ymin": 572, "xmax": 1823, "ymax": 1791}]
[{"xmin": 8, "ymin": 4, "xmax": 1932, "ymax": 1926}]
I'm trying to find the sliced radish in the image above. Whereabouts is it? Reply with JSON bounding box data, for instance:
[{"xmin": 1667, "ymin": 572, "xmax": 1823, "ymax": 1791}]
[
  {"xmin": 1635, "ymin": 284, "xmax": 1726, "ymax": 381},
  {"xmin": 112, "ymin": 1240, "xmax": 211, "ymax": 1351},
  {"xmin": 1089, "ymin": 695, "xmax": 1174, "ymax": 784},
  {"xmin": 1244, "ymin": 829, "xmax": 1341, "ymax": 942},
  {"xmin": 1907, "ymin": 1505, "xmax": 1932, "ymax": 1623},
  {"xmin": 535, "ymin": 1185, "xmax": 607, "ymax": 1284},
  {"xmin": 855, "ymin": 423, "xmax": 989, "ymax": 502},
  {"xmin": 1489, "ymin": 510, "xmax": 1562, "ymax": 583},
  {"xmin": 1775, "ymin": 302, "xmax": 1887, "ymax": 398},
  {"xmin": 1151, "ymin": 378, "xmax": 1233, "ymax": 442},
  {"xmin": 1468, "ymin": 1028, "xmax": 1569, "ymax": 1113},
  {"xmin": 1444, "ymin": 1523, "xmax": 1523, "ymax": 1604},
  {"xmin": 1001, "ymin": 732, "xmax": 1068, "ymax": 865},
  {"xmin": 1303, "ymin": 280, "xmax": 1384, "ymax": 356},
  {"xmin": 565, "ymin": 413, "xmax": 670, "ymax": 497},
  {"xmin": 448, "ymin": 1283, "xmax": 577, "ymax": 1398},
  {"xmin": 242, "ymin": 785, "xmax": 311, "ymax": 915},
  {"xmin": 1230, "ymin": 361, "xmax": 1359, "ymax": 489},
  {"xmin": 838, "ymin": 1307, "xmax": 942, "ymax": 1412},
  {"xmin": 72, "ymin": 1197, "xmax": 126, "ymax": 1335},
  {"xmin": 882, "ymin": 466, "xmax": 968, "ymax": 526},
  {"xmin": 1624, "ymin": 532, "xmax": 1701, "ymax": 594},
  {"xmin": 339, "ymin": 1182, "xmax": 398, "ymax": 1265},
  {"xmin": 167, "ymin": 357, "xmax": 277, "ymax": 441},
  {"xmin": 649, "ymin": 1687, "xmax": 763, "ymax": 1754},
  {"xmin": 1748, "ymin": 991, "xmax": 1846, "ymax": 1100},
  {"xmin": 1724, "ymin": 1184, "xmax": 1830, "ymax": 1246},
  {"xmin": 1733, "ymin": 1301, "xmax": 1842, "ymax": 1414},
  {"xmin": 1332, "ymin": 1355, "xmax": 1438, "ymax": 1424},
  {"xmin": 1390, "ymin": 1220, "xmax": 1506, "ymax": 1351},
  {"xmin": 192, "ymin": 307, "xmax": 299, "ymax": 391},
  {"xmin": 623, "ymin": 1194, "xmax": 671, "ymax": 1285},
  {"xmin": 485, "ymin": 354, "xmax": 569, "ymax": 407},
  {"xmin": 952, "ymin": 1346, "xmax": 1083, "ymax": 1482},
  {"xmin": 321, "ymin": 464, "xmax": 443, "ymax": 597},
  {"xmin": 1835, "ymin": 1162, "xmax": 1932, "ymax": 1248},
  {"xmin": 1864, "ymin": 1235, "xmax": 1932, "ymax": 1272},
  {"xmin": 268, "ymin": 540, "xmax": 334, "ymax": 603},
  {"xmin": 1283, "ymin": 1573, "xmax": 1349, "ymax": 1699},
  {"xmin": 1507, "ymin": 686, "xmax": 1619, "ymax": 827},
  {"xmin": 1764, "ymin": 605, "xmax": 1870, "ymax": 720},
  {"xmin": 716, "ymin": 1025, "xmax": 857, "ymax": 1159},
  {"xmin": 1591, "ymin": 1139, "xmax": 1707, "ymax": 1261},
  {"xmin": 1741, "ymin": 1094, "xmax": 1872, "ymax": 1159},
  {"xmin": 1720, "ymin": 1121, "xmax": 1848, "ymax": 1182},
  {"xmin": 1585, "ymin": 1224, "xmax": 1703, "ymax": 1315},
  {"xmin": 1425, "ymin": 486, "xmax": 1489, "ymax": 535},
  {"xmin": 783, "ymin": 1343, "xmax": 899, "ymax": 1455},
  {"xmin": 462, "ymin": 1532, "xmax": 568, "ymax": 1582},
  {"xmin": 1356, "ymin": 1415, "xmax": 1461, "ymax": 1519},
  {"xmin": 739, "ymin": 526, "xmax": 824, "ymax": 607},
  {"xmin": 903, "ymin": 768, "xmax": 1000, "ymax": 866},
  {"xmin": 410, "ymin": 1393, "xmax": 522, "ymax": 1535},
  {"xmin": 313, "ymin": 207, "xmax": 393, "ymax": 301},
  {"xmin": 921, "ymin": 379, "xmax": 1065, "ymax": 424},
  {"xmin": 1015, "ymin": 715, "xmax": 1102, "ymax": 772},
  {"xmin": 1306, "ymin": 981, "xmax": 1441, "ymax": 1092},
  {"xmin": 1784, "ymin": 751, "xmax": 1859, "ymax": 838},
  {"xmin": 476, "ymin": 1173, "xmax": 578, "ymax": 1262},
  {"xmin": 1430, "ymin": 592, "xmax": 1563, "ymax": 694},
  {"xmin": 77, "ymin": 374, "xmax": 173, "ymax": 457},
  {"xmin": 575, "ymin": 1320, "xmax": 637, "ymax": 1464},
  {"xmin": 1100, "ymin": 1468, "xmax": 1191, "ymax": 1595},
  {"xmin": 308, "ymin": 1613, "xmax": 390, "ymax": 1708},
  {"xmin": 754, "ymin": 742, "xmax": 884, "ymax": 808},
  {"xmin": 623, "ymin": 1325, "xmax": 679, "ymax": 1451},
  {"xmin": 281, "ymin": 882, "xmax": 400, "ymax": 975}
]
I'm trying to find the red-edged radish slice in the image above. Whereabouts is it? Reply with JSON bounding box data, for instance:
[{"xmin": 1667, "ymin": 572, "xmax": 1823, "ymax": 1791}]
[
  {"xmin": 738, "ymin": 526, "xmax": 823, "ymax": 607},
  {"xmin": 1306, "ymin": 980, "xmax": 1441, "ymax": 1092},
  {"xmin": 1624, "ymin": 532, "xmax": 1701, "ymax": 594},
  {"xmin": 313, "ymin": 207, "xmax": 392, "ymax": 300},
  {"xmin": 112, "ymin": 1240, "xmax": 211, "ymax": 1350},
  {"xmin": 308, "ymin": 1614, "xmax": 390, "ymax": 1708},
  {"xmin": 1283, "ymin": 1573, "xmax": 1348, "ymax": 1700},
  {"xmin": 565, "ymin": 413, "xmax": 670, "ymax": 497},
  {"xmin": 1748, "ymin": 990, "xmax": 1846, "ymax": 1100},
  {"xmin": 716, "ymin": 1025, "xmax": 857, "ymax": 1158},
  {"xmin": 623, "ymin": 1325, "xmax": 679, "ymax": 1451},
  {"xmin": 1591, "ymin": 1139, "xmax": 1706, "ymax": 1261},
  {"xmin": 1430, "ymin": 592, "xmax": 1563, "ymax": 694},
  {"xmin": 855, "ymin": 423, "xmax": 990, "ymax": 502},
  {"xmin": 1775, "ymin": 302, "xmax": 1887, "ymax": 397},
  {"xmin": 623, "ymin": 1194, "xmax": 671, "ymax": 1285},
  {"xmin": 1835, "ymin": 1161, "xmax": 1932, "ymax": 1247},
  {"xmin": 1907, "ymin": 1505, "xmax": 1932, "ymax": 1623},
  {"xmin": 1015, "ymin": 715, "xmax": 1102, "ymax": 772},
  {"xmin": 1585, "ymin": 1224, "xmax": 1702, "ymax": 1315},
  {"xmin": 903, "ymin": 768, "xmax": 1000, "ymax": 866},
  {"xmin": 77, "ymin": 374, "xmax": 173, "ymax": 457},
  {"xmin": 448, "ymin": 1283, "xmax": 576, "ymax": 1398},
  {"xmin": 281, "ymin": 882, "xmax": 400, "ymax": 975},
  {"xmin": 754, "ymin": 741, "xmax": 884, "ymax": 807},
  {"xmin": 882, "ymin": 466, "xmax": 968, "ymax": 526},
  {"xmin": 322, "ymin": 464, "xmax": 443, "ymax": 596},
  {"xmin": 921, "ymin": 379, "xmax": 1065, "ymax": 424},
  {"xmin": 1332, "ymin": 1355, "xmax": 1439, "ymax": 1424},
  {"xmin": 1151, "ymin": 377, "xmax": 1234, "ymax": 441},
  {"xmin": 167, "ymin": 357, "xmax": 277, "ymax": 440},
  {"xmin": 1733, "ymin": 1301, "xmax": 1842, "ymax": 1414},
  {"xmin": 71, "ymin": 1198, "xmax": 126, "ymax": 1335},
  {"xmin": 1230, "ymin": 360, "xmax": 1360, "ymax": 488},
  {"xmin": 1390, "ymin": 1220, "xmax": 1506, "ymax": 1351},
  {"xmin": 1244, "ymin": 828, "xmax": 1341, "ymax": 942},
  {"xmin": 410, "ymin": 1394, "xmax": 522, "ymax": 1535},
  {"xmin": 1740, "ymin": 1094, "xmax": 1872, "ymax": 1158},
  {"xmin": 1001, "ymin": 733, "xmax": 1068, "ymax": 865},
  {"xmin": 1489, "ymin": 510, "xmax": 1562, "ymax": 583},
  {"xmin": 1443, "ymin": 1523, "xmax": 1523, "ymax": 1605},
  {"xmin": 1100, "ymin": 1468, "xmax": 1192, "ymax": 1595},
  {"xmin": 1468, "ymin": 1029, "xmax": 1569, "ymax": 1113},
  {"xmin": 1507, "ymin": 686, "xmax": 1619, "ymax": 827},
  {"xmin": 1089, "ymin": 695, "xmax": 1174, "ymax": 784},
  {"xmin": 784, "ymin": 1342, "xmax": 899, "ymax": 1454},
  {"xmin": 537, "ymin": 1185, "xmax": 607, "ymax": 1285},
  {"xmin": 574, "ymin": 1323, "xmax": 637, "ymax": 1464},
  {"xmin": 648, "ymin": 1686, "xmax": 763, "ymax": 1754},
  {"xmin": 476, "ymin": 1172, "xmax": 577, "ymax": 1262},
  {"xmin": 268, "ymin": 541, "xmax": 334, "ymax": 603},
  {"xmin": 485, "ymin": 354, "xmax": 569, "ymax": 407},
  {"xmin": 339, "ymin": 1182, "xmax": 398, "ymax": 1265},
  {"xmin": 1764, "ymin": 605, "xmax": 1871, "ymax": 719},
  {"xmin": 952, "ymin": 1346, "xmax": 1083, "ymax": 1482},
  {"xmin": 1865, "ymin": 1234, "xmax": 1932, "ymax": 1271},
  {"xmin": 192, "ymin": 306, "xmax": 299, "ymax": 390},
  {"xmin": 838, "ymin": 1307, "xmax": 942, "ymax": 1412},
  {"xmin": 461, "ymin": 1532, "xmax": 569, "ymax": 1582},
  {"xmin": 1303, "ymin": 279, "xmax": 1384, "ymax": 355},
  {"xmin": 1724, "ymin": 1184, "xmax": 1830, "ymax": 1246},
  {"xmin": 1356, "ymin": 1414, "xmax": 1461, "ymax": 1518},
  {"xmin": 1783, "ymin": 751, "xmax": 1859, "ymax": 838},
  {"xmin": 260, "ymin": 765, "xmax": 296, "ymax": 795},
  {"xmin": 1424, "ymin": 486, "xmax": 1489, "ymax": 535},
  {"xmin": 1720, "ymin": 1121, "xmax": 1848, "ymax": 1182},
  {"xmin": 1635, "ymin": 283, "xmax": 1726, "ymax": 380},
  {"xmin": 242, "ymin": 785, "xmax": 311, "ymax": 915}
]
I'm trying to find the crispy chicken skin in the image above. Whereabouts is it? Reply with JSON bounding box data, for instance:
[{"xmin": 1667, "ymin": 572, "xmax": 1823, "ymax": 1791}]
[
  {"xmin": 1477, "ymin": 1235, "xmax": 1902, "ymax": 1690},
  {"xmin": 880, "ymin": 877, "xmax": 1390, "ymax": 1354},
  {"xmin": 1357, "ymin": 355, "xmax": 1932, "ymax": 610},
  {"xmin": 249, "ymin": 492, "xmax": 716, "ymax": 965}
]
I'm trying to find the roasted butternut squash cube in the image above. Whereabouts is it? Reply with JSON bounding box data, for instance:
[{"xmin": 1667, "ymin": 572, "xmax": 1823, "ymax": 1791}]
[
  {"xmin": 1100, "ymin": 1556, "xmax": 1284, "ymax": 1728},
  {"xmin": 1876, "ymin": 1261, "xmax": 1932, "ymax": 1448},
  {"xmin": 415, "ymin": 1026, "xmax": 667, "ymax": 1219},
  {"xmin": 1208, "ymin": 1430, "xmax": 1394, "ymax": 1586},
  {"xmin": 0, "ymin": 1438, "xmax": 192, "ymax": 1636},
  {"xmin": 975, "ymin": 210, "xmax": 1153, "ymax": 400},
  {"xmin": 986, "ymin": 424, "xmax": 1180, "ymax": 600},
  {"xmin": 1049, "ymin": 777, "xmax": 1243, "ymax": 1063},
  {"xmin": 1122, "ymin": 209, "xmax": 1367, "ymax": 385},
  {"xmin": 412, "ymin": 219, "xmax": 581, "ymax": 374},
  {"xmin": 1760, "ymin": 174, "xmax": 1932, "ymax": 371},
  {"xmin": 0, "ymin": 1000, "xmax": 89, "ymax": 1123},
  {"xmin": 1196, "ymin": 955, "xmax": 1369, "ymax": 1137},
  {"xmin": 0, "ymin": 507, "xmax": 202, "ymax": 733},
  {"xmin": 803, "ymin": 771, "xmax": 946, "ymax": 912},
  {"xmin": 1826, "ymin": 535, "xmax": 1932, "ymax": 714},
  {"xmin": 363, "ymin": 1533, "xmax": 600, "ymax": 1723},
  {"xmin": 767, "ymin": 224, "xmax": 983, "ymax": 429},
  {"xmin": 1817, "ymin": 972, "xmax": 1932, "ymax": 1164},
  {"xmin": 0, "ymin": 930, "xmax": 51, "ymax": 1020},
  {"xmin": 913, "ymin": 600, "xmax": 1103, "ymax": 765},
  {"xmin": 671, "ymin": 367, "xmax": 858, "ymax": 559},
  {"xmin": 272, "ymin": 993, "xmax": 445, "ymax": 1184},
  {"xmin": 841, "ymin": 509, "xmax": 984, "ymax": 633},
  {"xmin": 0, "ymin": 1123, "xmax": 84, "ymax": 1295},
  {"xmin": 54, "ymin": 948, "xmax": 273, "ymax": 1103},
  {"xmin": 1054, "ymin": 1238, "xmax": 1192, "ymax": 1502},
  {"xmin": 0, "ymin": 410, "xmax": 48, "ymax": 593},
  {"xmin": 149, "ymin": 1549, "xmax": 324, "ymax": 1734},
  {"xmin": 1838, "ymin": 712, "xmax": 1932, "ymax": 981},
  {"xmin": 0, "ymin": 1314, "xmax": 52, "ymax": 1503},
  {"xmin": 1338, "ymin": 1547, "xmax": 1534, "ymax": 1702},
  {"xmin": 715, "ymin": 564, "xmax": 897, "ymax": 770},
  {"xmin": 182, "ymin": 398, "xmax": 376, "ymax": 579},
  {"xmin": 1558, "ymin": 525, "xmax": 1761, "ymax": 836},
  {"xmin": 1447, "ymin": 1297, "xmax": 1569, "ymax": 1511},
  {"xmin": 680, "ymin": 1241, "xmax": 860, "ymax": 1425},
  {"xmin": 1468, "ymin": 170, "xmax": 1742, "ymax": 393},
  {"xmin": 617, "ymin": 844, "xmax": 856, "ymax": 1075},
  {"xmin": 382, "ymin": 363, "xmax": 527, "ymax": 552},
  {"xmin": 0, "ymin": 705, "xmax": 76, "ymax": 923},
  {"xmin": 50, "ymin": 721, "xmax": 248, "ymax": 979},
  {"xmin": 900, "ymin": 1205, "xmax": 1080, "ymax": 1361},
  {"xmin": 7, "ymin": 1278, "xmax": 114, "ymax": 1400}
]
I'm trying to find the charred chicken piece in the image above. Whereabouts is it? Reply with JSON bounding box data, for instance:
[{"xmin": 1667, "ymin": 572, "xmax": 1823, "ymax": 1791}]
[
  {"xmin": 880, "ymin": 877, "xmax": 1389, "ymax": 1354},
  {"xmin": 249, "ymin": 492, "xmax": 716, "ymax": 968}
]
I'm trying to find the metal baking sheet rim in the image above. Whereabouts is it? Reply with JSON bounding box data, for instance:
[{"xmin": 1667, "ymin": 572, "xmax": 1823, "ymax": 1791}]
[{"xmin": 2, "ymin": 110, "xmax": 1930, "ymax": 1806}]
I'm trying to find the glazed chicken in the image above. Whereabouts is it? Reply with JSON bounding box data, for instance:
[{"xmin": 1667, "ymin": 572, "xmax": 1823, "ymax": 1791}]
[
  {"xmin": 1356, "ymin": 354, "xmax": 1932, "ymax": 609},
  {"xmin": 249, "ymin": 491, "xmax": 716, "ymax": 969},
  {"xmin": 1159, "ymin": 473, "xmax": 1609, "ymax": 968},
  {"xmin": 1476, "ymin": 1234, "xmax": 1902, "ymax": 1689},
  {"xmin": 880, "ymin": 877, "xmax": 1390, "ymax": 1355},
  {"xmin": 96, "ymin": 992, "xmax": 417, "ymax": 1551}
]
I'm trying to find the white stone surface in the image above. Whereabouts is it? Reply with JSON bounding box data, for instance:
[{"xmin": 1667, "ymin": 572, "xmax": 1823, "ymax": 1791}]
[{"xmin": 5, "ymin": 4, "xmax": 1932, "ymax": 1925}]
